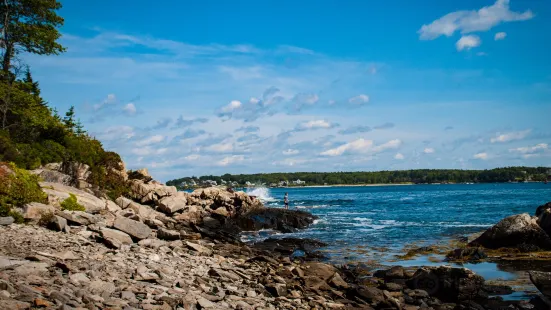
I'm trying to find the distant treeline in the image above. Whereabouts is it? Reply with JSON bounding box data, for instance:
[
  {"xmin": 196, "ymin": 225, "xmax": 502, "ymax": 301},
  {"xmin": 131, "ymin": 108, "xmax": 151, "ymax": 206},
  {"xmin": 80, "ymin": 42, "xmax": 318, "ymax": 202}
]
[{"xmin": 166, "ymin": 167, "xmax": 551, "ymax": 188}]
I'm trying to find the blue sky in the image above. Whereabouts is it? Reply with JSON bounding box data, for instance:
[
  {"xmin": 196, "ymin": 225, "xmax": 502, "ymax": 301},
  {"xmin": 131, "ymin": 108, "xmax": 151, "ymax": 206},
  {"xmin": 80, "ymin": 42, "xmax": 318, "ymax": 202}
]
[{"xmin": 27, "ymin": 0, "xmax": 551, "ymax": 181}]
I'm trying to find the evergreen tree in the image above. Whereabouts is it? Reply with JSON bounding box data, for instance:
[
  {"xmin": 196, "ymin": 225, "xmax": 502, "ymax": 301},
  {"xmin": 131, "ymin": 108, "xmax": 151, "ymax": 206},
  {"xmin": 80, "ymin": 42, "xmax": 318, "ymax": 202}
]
[
  {"xmin": 0, "ymin": 0, "xmax": 65, "ymax": 78},
  {"xmin": 63, "ymin": 106, "xmax": 76, "ymax": 131}
]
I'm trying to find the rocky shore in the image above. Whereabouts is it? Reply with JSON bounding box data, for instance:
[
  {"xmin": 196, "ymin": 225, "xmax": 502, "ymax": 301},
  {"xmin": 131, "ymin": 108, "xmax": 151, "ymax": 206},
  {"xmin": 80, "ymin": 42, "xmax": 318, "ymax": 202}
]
[{"xmin": 0, "ymin": 163, "xmax": 550, "ymax": 309}]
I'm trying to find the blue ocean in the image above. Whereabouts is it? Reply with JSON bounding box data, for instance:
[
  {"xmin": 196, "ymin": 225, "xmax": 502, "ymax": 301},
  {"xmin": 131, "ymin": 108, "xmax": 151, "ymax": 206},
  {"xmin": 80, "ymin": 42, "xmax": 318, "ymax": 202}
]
[{"xmin": 244, "ymin": 183, "xmax": 551, "ymax": 265}]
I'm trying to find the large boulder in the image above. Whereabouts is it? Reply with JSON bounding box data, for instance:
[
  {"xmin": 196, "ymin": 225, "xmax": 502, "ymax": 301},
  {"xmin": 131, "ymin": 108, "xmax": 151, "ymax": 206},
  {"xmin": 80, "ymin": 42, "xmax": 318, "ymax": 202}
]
[
  {"xmin": 157, "ymin": 192, "xmax": 188, "ymax": 214},
  {"xmin": 100, "ymin": 227, "xmax": 133, "ymax": 248},
  {"xmin": 41, "ymin": 182, "xmax": 106, "ymax": 214},
  {"xmin": 113, "ymin": 216, "xmax": 152, "ymax": 240},
  {"xmin": 538, "ymin": 208, "xmax": 551, "ymax": 237},
  {"xmin": 535, "ymin": 202, "xmax": 551, "ymax": 217},
  {"xmin": 21, "ymin": 202, "xmax": 55, "ymax": 222},
  {"xmin": 32, "ymin": 162, "xmax": 92, "ymax": 189},
  {"xmin": 233, "ymin": 208, "xmax": 317, "ymax": 233},
  {"xmin": 406, "ymin": 266, "xmax": 485, "ymax": 302},
  {"xmin": 116, "ymin": 196, "xmax": 156, "ymax": 219},
  {"xmin": 469, "ymin": 213, "xmax": 551, "ymax": 251},
  {"xmin": 529, "ymin": 271, "xmax": 551, "ymax": 301},
  {"xmin": 129, "ymin": 179, "xmax": 177, "ymax": 205},
  {"xmin": 55, "ymin": 210, "xmax": 101, "ymax": 226}
]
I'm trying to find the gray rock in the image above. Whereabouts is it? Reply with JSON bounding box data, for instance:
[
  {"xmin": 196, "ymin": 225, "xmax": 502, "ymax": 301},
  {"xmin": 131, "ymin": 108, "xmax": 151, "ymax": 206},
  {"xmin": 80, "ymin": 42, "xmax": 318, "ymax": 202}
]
[
  {"xmin": 186, "ymin": 242, "xmax": 213, "ymax": 256},
  {"xmin": 0, "ymin": 290, "xmax": 10, "ymax": 298},
  {"xmin": 529, "ymin": 271, "xmax": 551, "ymax": 300},
  {"xmin": 265, "ymin": 283, "xmax": 287, "ymax": 297},
  {"xmin": 157, "ymin": 228, "xmax": 180, "ymax": 241},
  {"xmin": 196, "ymin": 296, "xmax": 216, "ymax": 308},
  {"xmin": 121, "ymin": 291, "xmax": 138, "ymax": 303},
  {"xmin": 47, "ymin": 215, "xmax": 69, "ymax": 233},
  {"xmin": 22, "ymin": 202, "xmax": 54, "ymax": 222},
  {"xmin": 56, "ymin": 210, "xmax": 101, "ymax": 226},
  {"xmin": 0, "ymin": 299, "xmax": 31, "ymax": 309},
  {"xmin": 100, "ymin": 227, "xmax": 133, "ymax": 248},
  {"xmin": 470, "ymin": 213, "xmax": 551, "ymax": 250},
  {"xmin": 138, "ymin": 238, "xmax": 167, "ymax": 249},
  {"xmin": 113, "ymin": 216, "xmax": 152, "ymax": 240},
  {"xmin": 0, "ymin": 217, "xmax": 14, "ymax": 226},
  {"xmin": 157, "ymin": 194, "xmax": 187, "ymax": 214},
  {"xmin": 41, "ymin": 182, "xmax": 106, "ymax": 213}
]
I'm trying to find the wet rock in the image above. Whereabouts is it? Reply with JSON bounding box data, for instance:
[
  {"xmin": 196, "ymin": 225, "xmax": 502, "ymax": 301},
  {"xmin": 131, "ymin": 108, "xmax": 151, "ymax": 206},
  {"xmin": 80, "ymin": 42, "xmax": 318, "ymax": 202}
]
[
  {"xmin": 537, "ymin": 208, "xmax": 551, "ymax": 237},
  {"xmin": 252, "ymin": 237, "xmax": 327, "ymax": 260},
  {"xmin": 157, "ymin": 228, "xmax": 180, "ymax": 241},
  {"xmin": 469, "ymin": 213, "xmax": 551, "ymax": 251},
  {"xmin": 113, "ymin": 216, "xmax": 152, "ymax": 240},
  {"xmin": 234, "ymin": 208, "xmax": 317, "ymax": 232},
  {"xmin": 446, "ymin": 247, "xmax": 487, "ymax": 262},
  {"xmin": 535, "ymin": 201, "xmax": 551, "ymax": 217},
  {"xmin": 407, "ymin": 266, "xmax": 485, "ymax": 303},
  {"xmin": 0, "ymin": 217, "xmax": 14, "ymax": 225},
  {"xmin": 374, "ymin": 266, "xmax": 407, "ymax": 280},
  {"xmin": 529, "ymin": 271, "xmax": 551, "ymax": 300}
]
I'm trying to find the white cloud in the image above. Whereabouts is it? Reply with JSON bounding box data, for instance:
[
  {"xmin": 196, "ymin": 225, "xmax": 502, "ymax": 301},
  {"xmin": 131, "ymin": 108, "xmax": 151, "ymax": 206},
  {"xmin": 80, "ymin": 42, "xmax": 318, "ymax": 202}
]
[
  {"xmin": 283, "ymin": 149, "xmax": 300, "ymax": 155},
  {"xmin": 494, "ymin": 32, "xmax": 507, "ymax": 40},
  {"xmin": 206, "ymin": 142, "xmax": 234, "ymax": 153},
  {"xmin": 423, "ymin": 148, "xmax": 435, "ymax": 154},
  {"xmin": 184, "ymin": 154, "xmax": 201, "ymax": 161},
  {"xmin": 93, "ymin": 94, "xmax": 117, "ymax": 111},
  {"xmin": 418, "ymin": 0, "xmax": 533, "ymax": 40},
  {"xmin": 509, "ymin": 143, "xmax": 548, "ymax": 154},
  {"xmin": 456, "ymin": 35, "xmax": 481, "ymax": 51},
  {"xmin": 297, "ymin": 120, "xmax": 334, "ymax": 130},
  {"xmin": 320, "ymin": 138, "xmax": 401, "ymax": 156},
  {"xmin": 473, "ymin": 152, "xmax": 488, "ymax": 160},
  {"xmin": 394, "ymin": 153, "xmax": 405, "ymax": 160},
  {"xmin": 221, "ymin": 100, "xmax": 242, "ymax": 113},
  {"xmin": 348, "ymin": 94, "xmax": 370, "ymax": 105},
  {"xmin": 217, "ymin": 155, "xmax": 245, "ymax": 166},
  {"xmin": 123, "ymin": 103, "xmax": 137, "ymax": 115},
  {"xmin": 249, "ymin": 97, "xmax": 260, "ymax": 104},
  {"xmin": 135, "ymin": 135, "xmax": 164, "ymax": 147},
  {"xmin": 490, "ymin": 129, "xmax": 531, "ymax": 143}
]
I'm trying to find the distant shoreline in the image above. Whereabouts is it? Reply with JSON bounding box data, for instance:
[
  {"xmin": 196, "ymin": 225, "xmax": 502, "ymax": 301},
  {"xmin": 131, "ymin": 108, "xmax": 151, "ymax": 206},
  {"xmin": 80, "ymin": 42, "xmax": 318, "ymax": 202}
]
[{"xmin": 283, "ymin": 183, "xmax": 415, "ymax": 188}]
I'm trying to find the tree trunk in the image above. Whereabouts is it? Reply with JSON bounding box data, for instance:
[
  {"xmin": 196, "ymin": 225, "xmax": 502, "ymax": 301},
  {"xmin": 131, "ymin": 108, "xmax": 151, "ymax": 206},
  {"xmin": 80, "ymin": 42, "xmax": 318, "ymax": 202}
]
[{"xmin": 2, "ymin": 42, "xmax": 12, "ymax": 77}]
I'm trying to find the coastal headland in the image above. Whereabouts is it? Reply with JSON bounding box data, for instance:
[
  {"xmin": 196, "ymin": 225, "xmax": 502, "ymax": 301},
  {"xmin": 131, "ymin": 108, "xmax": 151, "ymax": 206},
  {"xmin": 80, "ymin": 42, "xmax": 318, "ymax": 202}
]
[{"xmin": 1, "ymin": 162, "xmax": 551, "ymax": 309}]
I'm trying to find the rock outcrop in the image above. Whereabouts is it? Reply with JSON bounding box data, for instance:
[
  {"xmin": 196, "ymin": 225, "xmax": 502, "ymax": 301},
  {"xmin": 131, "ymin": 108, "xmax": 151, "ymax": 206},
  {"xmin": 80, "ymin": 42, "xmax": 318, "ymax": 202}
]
[
  {"xmin": 529, "ymin": 271, "xmax": 551, "ymax": 303},
  {"xmin": 41, "ymin": 182, "xmax": 108, "ymax": 214},
  {"xmin": 469, "ymin": 213, "xmax": 551, "ymax": 251}
]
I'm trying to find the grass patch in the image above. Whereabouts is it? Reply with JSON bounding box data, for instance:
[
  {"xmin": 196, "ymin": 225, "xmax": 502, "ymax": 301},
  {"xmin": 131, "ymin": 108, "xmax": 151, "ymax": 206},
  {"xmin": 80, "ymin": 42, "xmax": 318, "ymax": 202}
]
[{"xmin": 60, "ymin": 193, "xmax": 85, "ymax": 211}]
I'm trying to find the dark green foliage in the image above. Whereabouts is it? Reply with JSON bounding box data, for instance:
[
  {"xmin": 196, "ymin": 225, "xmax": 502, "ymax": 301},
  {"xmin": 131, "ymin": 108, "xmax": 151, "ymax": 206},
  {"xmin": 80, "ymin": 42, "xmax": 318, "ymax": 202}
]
[
  {"xmin": 0, "ymin": 162, "xmax": 47, "ymax": 217},
  {"xmin": 0, "ymin": 1, "xmax": 127, "ymax": 201},
  {"xmin": 167, "ymin": 167, "xmax": 551, "ymax": 189},
  {"xmin": 60, "ymin": 193, "xmax": 85, "ymax": 211},
  {"xmin": 0, "ymin": 0, "xmax": 65, "ymax": 75}
]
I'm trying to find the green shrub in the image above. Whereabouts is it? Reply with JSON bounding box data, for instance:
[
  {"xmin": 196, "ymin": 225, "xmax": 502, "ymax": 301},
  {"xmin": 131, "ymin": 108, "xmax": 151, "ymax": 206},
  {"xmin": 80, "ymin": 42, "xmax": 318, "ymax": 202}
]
[
  {"xmin": 38, "ymin": 212, "xmax": 55, "ymax": 227},
  {"xmin": 0, "ymin": 162, "xmax": 47, "ymax": 218},
  {"xmin": 8, "ymin": 210, "xmax": 25, "ymax": 224},
  {"xmin": 60, "ymin": 193, "xmax": 85, "ymax": 211}
]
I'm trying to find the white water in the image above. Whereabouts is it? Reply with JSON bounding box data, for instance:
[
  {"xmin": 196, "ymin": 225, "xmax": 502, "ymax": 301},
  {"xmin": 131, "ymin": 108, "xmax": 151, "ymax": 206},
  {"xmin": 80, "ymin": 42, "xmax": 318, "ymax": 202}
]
[{"xmin": 246, "ymin": 187, "xmax": 277, "ymax": 202}]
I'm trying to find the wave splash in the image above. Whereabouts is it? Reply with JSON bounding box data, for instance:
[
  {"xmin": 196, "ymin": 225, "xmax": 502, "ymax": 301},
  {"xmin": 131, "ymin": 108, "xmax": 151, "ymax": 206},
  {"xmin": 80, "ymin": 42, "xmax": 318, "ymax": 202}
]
[{"xmin": 246, "ymin": 187, "xmax": 277, "ymax": 202}]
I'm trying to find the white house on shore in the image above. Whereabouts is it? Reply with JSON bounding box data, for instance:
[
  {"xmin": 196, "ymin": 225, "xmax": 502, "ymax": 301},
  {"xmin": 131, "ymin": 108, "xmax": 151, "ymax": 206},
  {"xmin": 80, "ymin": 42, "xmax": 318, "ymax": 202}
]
[{"xmin": 292, "ymin": 179, "xmax": 306, "ymax": 185}]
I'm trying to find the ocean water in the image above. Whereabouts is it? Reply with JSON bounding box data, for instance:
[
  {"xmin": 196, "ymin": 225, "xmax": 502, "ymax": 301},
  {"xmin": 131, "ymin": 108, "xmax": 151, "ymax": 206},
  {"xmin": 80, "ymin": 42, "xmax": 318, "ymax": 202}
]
[{"xmin": 245, "ymin": 183, "xmax": 551, "ymax": 265}]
